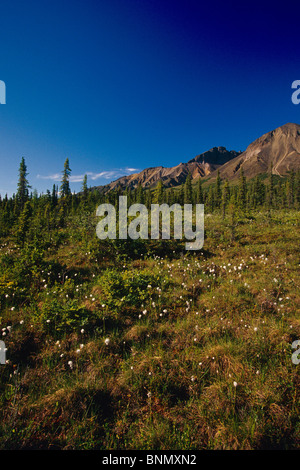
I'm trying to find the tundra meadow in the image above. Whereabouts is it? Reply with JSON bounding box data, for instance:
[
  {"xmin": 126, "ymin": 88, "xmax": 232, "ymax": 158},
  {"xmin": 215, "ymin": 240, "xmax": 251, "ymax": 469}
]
[{"xmin": 0, "ymin": 159, "xmax": 299, "ymax": 450}]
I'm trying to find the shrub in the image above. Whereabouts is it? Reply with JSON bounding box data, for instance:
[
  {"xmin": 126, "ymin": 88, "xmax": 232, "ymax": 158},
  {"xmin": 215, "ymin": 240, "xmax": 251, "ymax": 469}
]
[{"xmin": 35, "ymin": 297, "xmax": 95, "ymax": 335}]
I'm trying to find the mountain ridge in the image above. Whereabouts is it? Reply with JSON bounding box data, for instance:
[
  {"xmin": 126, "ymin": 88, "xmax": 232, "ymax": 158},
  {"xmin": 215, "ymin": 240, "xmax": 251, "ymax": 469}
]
[
  {"xmin": 94, "ymin": 123, "xmax": 300, "ymax": 193},
  {"xmin": 96, "ymin": 147, "xmax": 241, "ymax": 193},
  {"xmin": 208, "ymin": 122, "xmax": 300, "ymax": 181}
]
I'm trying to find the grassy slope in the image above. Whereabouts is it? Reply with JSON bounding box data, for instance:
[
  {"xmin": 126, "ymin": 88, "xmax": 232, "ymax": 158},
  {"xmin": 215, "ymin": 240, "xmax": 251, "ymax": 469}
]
[{"xmin": 0, "ymin": 209, "xmax": 299, "ymax": 450}]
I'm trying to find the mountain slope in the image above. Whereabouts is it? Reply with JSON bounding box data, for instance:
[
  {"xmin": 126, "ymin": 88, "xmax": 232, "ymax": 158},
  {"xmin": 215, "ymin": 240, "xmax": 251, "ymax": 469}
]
[
  {"xmin": 209, "ymin": 123, "xmax": 300, "ymax": 181},
  {"xmin": 97, "ymin": 147, "xmax": 240, "ymax": 192}
]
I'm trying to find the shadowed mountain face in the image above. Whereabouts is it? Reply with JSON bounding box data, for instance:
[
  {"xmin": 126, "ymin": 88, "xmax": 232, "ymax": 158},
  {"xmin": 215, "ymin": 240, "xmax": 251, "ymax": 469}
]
[
  {"xmin": 209, "ymin": 123, "xmax": 300, "ymax": 181},
  {"xmin": 95, "ymin": 123, "xmax": 300, "ymax": 193},
  {"xmin": 188, "ymin": 146, "xmax": 241, "ymax": 166}
]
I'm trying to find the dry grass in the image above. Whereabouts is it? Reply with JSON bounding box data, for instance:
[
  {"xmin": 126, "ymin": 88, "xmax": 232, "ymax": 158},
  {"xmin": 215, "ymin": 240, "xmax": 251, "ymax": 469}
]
[{"xmin": 0, "ymin": 209, "xmax": 299, "ymax": 449}]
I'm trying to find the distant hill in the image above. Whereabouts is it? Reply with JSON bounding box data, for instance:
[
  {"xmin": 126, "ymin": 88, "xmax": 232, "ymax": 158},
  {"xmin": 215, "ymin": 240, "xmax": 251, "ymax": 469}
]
[{"xmin": 94, "ymin": 123, "xmax": 300, "ymax": 193}]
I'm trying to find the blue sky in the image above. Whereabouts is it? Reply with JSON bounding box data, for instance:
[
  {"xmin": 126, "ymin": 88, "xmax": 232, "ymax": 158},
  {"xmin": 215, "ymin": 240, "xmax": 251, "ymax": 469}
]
[{"xmin": 0, "ymin": 0, "xmax": 299, "ymax": 196}]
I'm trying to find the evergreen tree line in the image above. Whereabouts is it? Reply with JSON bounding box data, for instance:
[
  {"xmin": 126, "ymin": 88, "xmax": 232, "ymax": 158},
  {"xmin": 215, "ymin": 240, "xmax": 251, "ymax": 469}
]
[{"xmin": 0, "ymin": 158, "xmax": 299, "ymax": 244}]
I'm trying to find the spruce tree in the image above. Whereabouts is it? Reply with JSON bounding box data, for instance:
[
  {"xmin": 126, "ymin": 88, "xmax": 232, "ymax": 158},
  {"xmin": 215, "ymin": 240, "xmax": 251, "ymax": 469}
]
[
  {"xmin": 60, "ymin": 158, "xmax": 72, "ymax": 198},
  {"xmin": 215, "ymin": 169, "xmax": 222, "ymax": 208},
  {"xmin": 16, "ymin": 200, "xmax": 32, "ymax": 245},
  {"xmin": 177, "ymin": 185, "xmax": 184, "ymax": 205},
  {"xmin": 82, "ymin": 174, "xmax": 88, "ymax": 197},
  {"xmin": 136, "ymin": 182, "xmax": 144, "ymax": 204},
  {"xmin": 153, "ymin": 180, "xmax": 164, "ymax": 204},
  {"xmin": 145, "ymin": 189, "xmax": 152, "ymax": 209},
  {"xmin": 51, "ymin": 184, "xmax": 58, "ymax": 207},
  {"xmin": 295, "ymin": 170, "xmax": 300, "ymax": 208},
  {"xmin": 184, "ymin": 173, "xmax": 193, "ymax": 204},
  {"xmin": 17, "ymin": 157, "xmax": 30, "ymax": 210},
  {"xmin": 268, "ymin": 163, "xmax": 274, "ymax": 208},
  {"xmin": 289, "ymin": 170, "xmax": 296, "ymax": 208},
  {"xmin": 207, "ymin": 185, "xmax": 215, "ymax": 213},
  {"xmin": 168, "ymin": 188, "xmax": 175, "ymax": 206},
  {"xmin": 221, "ymin": 180, "xmax": 229, "ymax": 218},
  {"xmin": 238, "ymin": 167, "xmax": 247, "ymax": 210},
  {"xmin": 127, "ymin": 187, "xmax": 132, "ymax": 206},
  {"xmin": 252, "ymin": 175, "xmax": 265, "ymax": 208},
  {"xmin": 196, "ymin": 178, "xmax": 204, "ymax": 204}
]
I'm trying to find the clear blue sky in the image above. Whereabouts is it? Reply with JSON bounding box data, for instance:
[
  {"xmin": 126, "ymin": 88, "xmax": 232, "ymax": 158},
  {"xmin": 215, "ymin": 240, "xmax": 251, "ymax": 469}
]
[{"xmin": 0, "ymin": 0, "xmax": 299, "ymax": 196}]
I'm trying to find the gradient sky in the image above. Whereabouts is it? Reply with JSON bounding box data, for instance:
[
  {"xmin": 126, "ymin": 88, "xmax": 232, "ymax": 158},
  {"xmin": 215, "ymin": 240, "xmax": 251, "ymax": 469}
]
[{"xmin": 0, "ymin": 0, "xmax": 300, "ymax": 196}]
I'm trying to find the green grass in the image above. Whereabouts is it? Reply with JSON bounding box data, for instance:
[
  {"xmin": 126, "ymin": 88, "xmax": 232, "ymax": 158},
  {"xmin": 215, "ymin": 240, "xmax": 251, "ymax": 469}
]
[{"xmin": 0, "ymin": 209, "xmax": 299, "ymax": 449}]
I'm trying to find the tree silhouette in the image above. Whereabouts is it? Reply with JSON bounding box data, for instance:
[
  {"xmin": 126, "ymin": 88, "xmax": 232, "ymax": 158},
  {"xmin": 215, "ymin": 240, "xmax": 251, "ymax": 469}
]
[
  {"xmin": 17, "ymin": 157, "xmax": 30, "ymax": 210},
  {"xmin": 60, "ymin": 158, "xmax": 72, "ymax": 198}
]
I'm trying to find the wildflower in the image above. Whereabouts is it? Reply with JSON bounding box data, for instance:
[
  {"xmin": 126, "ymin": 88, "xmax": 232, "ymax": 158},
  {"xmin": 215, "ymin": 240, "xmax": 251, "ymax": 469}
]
[
  {"xmin": 68, "ymin": 360, "xmax": 73, "ymax": 369},
  {"xmin": 233, "ymin": 381, "xmax": 238, "ymax": 387},
  {"xmin": 81, "ymin": 329, "xmax": 85, "ymax": 334},
  {"xmin": 104, "ymin": 338, "xmax": 110, "ymax": 346}
]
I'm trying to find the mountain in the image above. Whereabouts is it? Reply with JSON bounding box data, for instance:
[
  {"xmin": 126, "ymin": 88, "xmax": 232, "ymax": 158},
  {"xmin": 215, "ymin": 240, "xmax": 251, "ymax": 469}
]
[
  {"xmin": 94, "ymin": 123, "xmax": 300, "ymax": 193},
  {"xmin": 188, "ymin": 146, "xmax": 241, "ymax": 166},
  {"xmin": 209, "ymin": 123, "xmax": 300, "ymax": 181},
  {"xmin": 97, "ymin": 147, "xmax": 240, "ymax": 192}
]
